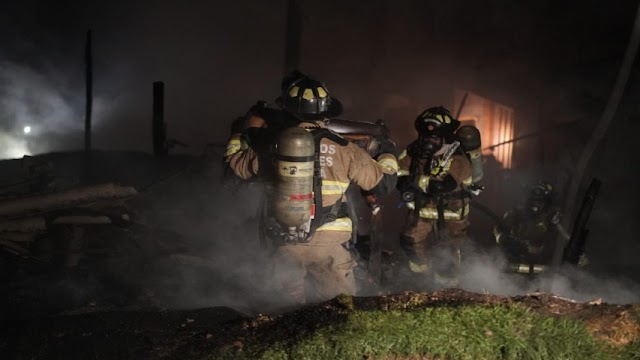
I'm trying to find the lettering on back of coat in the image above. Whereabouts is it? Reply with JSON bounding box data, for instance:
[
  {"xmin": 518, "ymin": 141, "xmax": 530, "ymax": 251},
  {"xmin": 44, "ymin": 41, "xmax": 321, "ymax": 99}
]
[{"xmin": 319, "ymin": 143, "xmax": 336, "ymax": 178}]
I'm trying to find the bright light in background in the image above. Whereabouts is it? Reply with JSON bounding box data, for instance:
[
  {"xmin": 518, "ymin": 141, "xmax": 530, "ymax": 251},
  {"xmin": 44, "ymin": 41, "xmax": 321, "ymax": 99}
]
[
  {"xmin": 0, "ymin": 61, "xmax": 114, "ymax": 155},
  {"xmin": 0, "ymin": 131, "xmax": 30, "ymax": 159}
]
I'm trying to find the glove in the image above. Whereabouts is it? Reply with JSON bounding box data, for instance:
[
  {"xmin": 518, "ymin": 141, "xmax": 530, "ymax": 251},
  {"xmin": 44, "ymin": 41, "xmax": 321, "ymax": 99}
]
[
  {"xmin": 242, "ymin": 127, "xmax": 275, "ymax": 153},
  {"xmin": 427, "ymin": 174, "xmax": 456, "ymax": 195},
  {"xmin": 375, "ymin": 136, "xmax": 397, "ymax": 157},
  {"xmin": 467, "ymin": 183, "xmax": 484, "ymax": 196},
  {"xmin": 230, "ymin": 116, "xmax": 246, "ymax": 134}
]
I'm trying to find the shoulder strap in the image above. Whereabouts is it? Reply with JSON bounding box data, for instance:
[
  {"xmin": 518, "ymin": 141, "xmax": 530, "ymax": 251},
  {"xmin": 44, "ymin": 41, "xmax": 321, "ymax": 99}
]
[{"xmin": 307, "ymin": 128, "xmax": 349, "ymax": 237}]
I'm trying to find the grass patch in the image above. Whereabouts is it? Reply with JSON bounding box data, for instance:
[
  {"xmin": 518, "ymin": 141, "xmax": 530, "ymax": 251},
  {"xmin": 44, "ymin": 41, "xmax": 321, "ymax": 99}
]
[{"xmin": 212, "ymin": 305, "xmax": 634, "ymax": 360}]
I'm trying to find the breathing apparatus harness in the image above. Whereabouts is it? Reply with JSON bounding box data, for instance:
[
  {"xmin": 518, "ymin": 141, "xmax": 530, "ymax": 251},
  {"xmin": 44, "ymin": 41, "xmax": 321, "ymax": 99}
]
[
  {"xmin": 404, "ymin": 138, "xmax": 467, "ymax": 229},
  {"xmin": 263, "ymin": 123, "xmax": 350, "ymax": 245},
  {"xmin": 308, "ymin": 126, "xmax": 350, "ymax": 240}
]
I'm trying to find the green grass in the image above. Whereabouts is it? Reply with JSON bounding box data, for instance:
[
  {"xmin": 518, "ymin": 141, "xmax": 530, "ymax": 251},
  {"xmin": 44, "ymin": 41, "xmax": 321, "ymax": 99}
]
[{"xmin": 211, "ymin": 304, "xmax": 638, "ymax": 360}]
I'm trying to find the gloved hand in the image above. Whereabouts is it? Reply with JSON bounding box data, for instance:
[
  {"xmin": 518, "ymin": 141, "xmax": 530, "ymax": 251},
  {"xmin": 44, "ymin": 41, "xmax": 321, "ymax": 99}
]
[
  {"xmin": 242, "ymin": 127, "xmax": 275, "ymax": 153},
  {"xmin": 467, "ymin": 183, "xmax": 484, "ymax": 196},
  {"xmin": 427, "ymin": 174, "xmax": 456, "ymax": 195},
  {"xmin": 375, "ymin": 136, "xmax": 397, "ymax": 156},
  {"xmin": 578, "ymin": 254, "xmax": 590, "ymax": 267}
]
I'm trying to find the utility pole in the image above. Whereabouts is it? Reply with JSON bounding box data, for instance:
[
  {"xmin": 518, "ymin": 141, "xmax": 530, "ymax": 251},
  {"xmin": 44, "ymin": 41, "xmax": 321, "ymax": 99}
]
[
  {"xmin": 283, "ymin": 0, "xmax": 302, "ymax": 76},
  {"xmin": 84, "ymin": 30, "xmax": 93, "ymax": 153}
]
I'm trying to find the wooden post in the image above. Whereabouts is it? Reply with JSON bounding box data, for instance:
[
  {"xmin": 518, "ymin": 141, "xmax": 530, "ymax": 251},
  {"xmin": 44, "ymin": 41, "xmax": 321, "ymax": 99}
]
[
  {"xmin": 283, "ymin": 0, "xmax": 302, "ymax": 75},
  {"xmin": 152, "ymin": 81, "xmax": 168, "ymax": 157},
  {"xmin": 84, "ymin": 30, "xmax": 93, "ymax": 152}
]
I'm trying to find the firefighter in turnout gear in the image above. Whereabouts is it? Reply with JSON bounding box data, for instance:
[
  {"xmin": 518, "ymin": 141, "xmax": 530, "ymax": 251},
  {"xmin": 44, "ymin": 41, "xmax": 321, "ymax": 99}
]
[
  {"xmin": 225, "ymin": 72, "xmax": 398, "ymax": 307},
  {"xmin": 397, "ymin": 106, "xmax": 473, "ymax": 288},
  {"xmin": 493, "ymin": 181, "xmax": 572, "ymax": 275}
]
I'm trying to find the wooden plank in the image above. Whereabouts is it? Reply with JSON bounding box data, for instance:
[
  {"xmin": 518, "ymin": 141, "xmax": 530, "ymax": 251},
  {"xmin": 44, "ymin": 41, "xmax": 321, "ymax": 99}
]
[{"xmin": 0, "ymin": 183, "xmax": 137, "ymax": 218}]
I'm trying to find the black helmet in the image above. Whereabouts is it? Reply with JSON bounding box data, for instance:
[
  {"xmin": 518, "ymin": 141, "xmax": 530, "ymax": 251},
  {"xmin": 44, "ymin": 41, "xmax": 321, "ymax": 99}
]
[
  {"xmin": 281, "ymin": 70, "xmax": 306, "ymax": 92},
  {"xmin": 528, "ymin": 181, "xmax": 554, "ymax": 200},
  {"xmin": 414, "ymin": 106, "xmax": 460, "ymax": 140},
  {"xmin": 276, "ymin": 75, "xmax": 343, "ymax": 120},
  {"xmin": 525, "ymin": 181, "xmax": 555, "ymax": 214}
]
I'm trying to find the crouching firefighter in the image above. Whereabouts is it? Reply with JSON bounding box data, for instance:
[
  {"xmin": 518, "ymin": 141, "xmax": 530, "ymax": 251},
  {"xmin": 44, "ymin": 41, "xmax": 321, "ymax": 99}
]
[
  {"xmin": 397, "ymin": 106, "xmax": 474, "ymax": 288},
  {"xmin": 225, "ymin": 73, "xmax": 398, "ymax": 307}
]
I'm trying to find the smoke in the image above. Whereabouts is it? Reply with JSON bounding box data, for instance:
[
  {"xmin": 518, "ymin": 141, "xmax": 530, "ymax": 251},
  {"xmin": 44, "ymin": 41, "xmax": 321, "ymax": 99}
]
[
  {"xmin": 378, "ymin": 237, "xmax": 640, "ymax": 305},
  {"xmin": 112, "ymin": 156, "xmax": 285, "ymax": 315},
  {"xmin": 457, "ymin": 244, "xmax": 640, "ymax": 305},
  {"xmin": 0, "ymin": 130, "xmax": 30, "ymax": 159},
  {"xmin": 0, "ymin": 60, "xmax": 114, "ymax": 159}
]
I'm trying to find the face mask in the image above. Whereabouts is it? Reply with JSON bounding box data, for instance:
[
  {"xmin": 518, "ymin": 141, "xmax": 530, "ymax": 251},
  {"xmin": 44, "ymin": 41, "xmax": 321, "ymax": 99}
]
[{"xmin": 416, "ymin": 136, "xmax": 442, "ymax": 158}]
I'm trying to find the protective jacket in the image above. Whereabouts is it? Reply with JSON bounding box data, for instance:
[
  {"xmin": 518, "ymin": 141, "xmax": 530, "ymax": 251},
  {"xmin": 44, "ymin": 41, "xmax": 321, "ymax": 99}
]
[
  {"xmin": 225, "ymin": 117, "xmax": 398, "ymax": 245},
  {"xmin": 494, "ymin": 206, "xmax": 570, "ymax": 273},
  {"xmin": 397, "ymin": 142, "xmax": 473, "ymax": 221}
]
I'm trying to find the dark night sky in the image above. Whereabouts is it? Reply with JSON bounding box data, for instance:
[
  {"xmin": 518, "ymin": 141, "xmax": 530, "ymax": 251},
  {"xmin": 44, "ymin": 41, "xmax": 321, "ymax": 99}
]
[
  {"xmin": 1, "ymin": 0, "xmax": 640, "ymax": 286},
  {"xmin": 0, "ymin": 0, "xmax": 636, "ymax": 155}
]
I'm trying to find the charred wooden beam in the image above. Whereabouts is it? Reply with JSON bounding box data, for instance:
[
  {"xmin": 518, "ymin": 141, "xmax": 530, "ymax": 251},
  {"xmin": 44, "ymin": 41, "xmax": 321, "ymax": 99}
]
[
  {"xmin": 51, "ymin": 215, "xmax": 112, "ymax": 225},
  {"xmin": 0, "ymin": 183, "xmax": 137, "ymax": 218},
  {"xmin": 0, "ymin": 232, "xmax": 38, "ymax": 243},
  {"xmin": 0, "ymin": 217, "xmax": 46, "ymax": 233}
]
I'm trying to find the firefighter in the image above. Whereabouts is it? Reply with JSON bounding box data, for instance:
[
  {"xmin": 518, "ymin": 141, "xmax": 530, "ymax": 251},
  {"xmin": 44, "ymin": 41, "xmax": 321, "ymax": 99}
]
[
  {"xmin": 225, "ymin": 72, "xmax": 398, "ymax": 307},
  {"xmin": 397, "ymin": 106, "xmax": 474, "ymax": 288},
  {"xmin": 493, "ymin": 181, "xmax": 572, "ymax": 275}
]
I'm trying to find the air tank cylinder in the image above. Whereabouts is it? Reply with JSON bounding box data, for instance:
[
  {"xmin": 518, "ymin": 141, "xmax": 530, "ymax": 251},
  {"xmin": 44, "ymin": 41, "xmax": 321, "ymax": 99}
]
[
  {"xmin": 455, "ymin": 125, "xmax": 483, "ymax": 183},
  {"xmin": 274, "ymin": 127, "xmax": 316, "ymax": 232}
]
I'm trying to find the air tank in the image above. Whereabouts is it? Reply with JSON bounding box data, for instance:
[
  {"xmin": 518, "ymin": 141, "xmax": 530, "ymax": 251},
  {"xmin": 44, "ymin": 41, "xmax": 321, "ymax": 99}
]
[
  {"xmin": 273, "ymin": 127, "xmax": 316, "ymax": 230},
  {"xmin": 455, "ymin": 125, "xmax": 483, "ymax": 183}
]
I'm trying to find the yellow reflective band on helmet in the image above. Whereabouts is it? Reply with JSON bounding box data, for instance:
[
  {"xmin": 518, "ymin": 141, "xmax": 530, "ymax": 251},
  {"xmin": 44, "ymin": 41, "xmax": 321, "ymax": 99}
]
[
  {"xmin": 398, "ymin": 169, "xmax": 410, "ymax": 176},
  {"xmin": 225, "ymin": 139, "xmax": 242, "ymax": 157},
  {"xmin": 377, "ymin": 158, "xmax": 399, "ymax": 173},
  {"xmin": 317, "ymin": 87, "xmax": 327, "ymax": 98},
  {"xmin": 321, "ymin": 180, "xmax": 350, "ymax": 195},
  {"xmin": 398, "ymin": 149, "xmax": 408, "ymax": 160},
  {"xmin": 435, "ymin": 114, "xmax": 444, "ymax": 123},
  {"xmin": 302, "ymin": 88, "xmax": 315, "ymax": 100},
  {"xmin": 316, "ymin": 217, "xmax": 352, "ymax": 231},
  {"xmin": 289, "ymin": 86, "xmax": 300, "ymax": 97}
]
